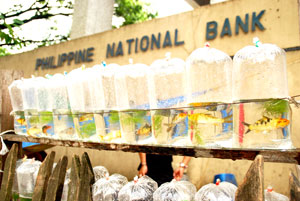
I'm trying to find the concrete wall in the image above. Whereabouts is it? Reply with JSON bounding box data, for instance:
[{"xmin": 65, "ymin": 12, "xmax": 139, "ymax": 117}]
[{"xmin": 1, "ymin": 0, "xmax": 300, "ymax": 196}]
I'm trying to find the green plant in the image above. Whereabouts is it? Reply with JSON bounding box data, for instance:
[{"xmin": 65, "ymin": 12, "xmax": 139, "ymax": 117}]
[
  {"xmin": 114, "ymin": 0, "xmax": 157, "ymax": 27},
  {"xmin": 263, "ymin": 99, "xmax": 289, "ymax": 117},
  {"xmin": 120, "ymin": 110, "xmax": 147, "ymax": 126},
  {"xmin": 194, "ymin": 130, "xmax": 204, "ymax": 145},
  {"xmin": 80, "ymin": 122, "xmax": 96, "ymax": 138},
  {"xmin": 39, "ymin": 111, "xmax": 53, "ymax": 124},
  {"xmin": 153, "ymin": 115, "xmax": 163, "ymax": 137},
  {"xmin": 108, "ymin": 111, "xmax": 120, "ymax": 124}
]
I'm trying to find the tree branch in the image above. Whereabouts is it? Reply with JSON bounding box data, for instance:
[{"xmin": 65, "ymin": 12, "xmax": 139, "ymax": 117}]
[
  {"xmin": 0, "ymin": 12, "xmax": 72, "ymax": 30},
  {"xmin": 3, "ymin": 1, "xmax": 44, "ymax": 18},
  {"xmin": 0, "ymin": 36, "xmax": 68, "ymax": 47}
]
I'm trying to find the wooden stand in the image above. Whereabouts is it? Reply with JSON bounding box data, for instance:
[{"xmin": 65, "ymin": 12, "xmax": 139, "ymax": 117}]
[
  {"xmin": 3, "ymin": 134, "xmax": 300, "ymax": 164},
  {"xmin": 0, "ymin": 143, "xmax": 299, "ymax": 200}
]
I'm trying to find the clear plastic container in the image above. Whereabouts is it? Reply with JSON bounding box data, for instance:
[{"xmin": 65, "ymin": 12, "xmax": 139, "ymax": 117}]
[
  {"xmin": 233, "ymin": 99, "xmax": 292, "ymax": 149},
  {"xmin": 49, "ymin": 73, "xmax": 77, "ymax": 140},
  {"xmin": 118, "ymin": 175, "xmax": 158, "ymax": 201},
  {"xmin": 12, "ymin": 159, "xmax": 28, "ymax": 200},
  {"xmin": 66, "ymin": 67, "xmax": 96, "ymax": 140},
  {"xmin": 92, "ymin": 173, "xmax": 128, "ymax": 201},
  {"xmin": 195, "ymin": 180, "xmax": 237, "ymax": 201},
  {"xmin": 153, "ymin": 180, "xmax": 196, "ymax": 201},
  {"xmin": 21, "ymin": 77, "xmax": 41, "ymax": 137},
  {"xmin": 36, "ymin": 77, "xmax": 55, "ymax": 138},
  {"xmin": 86, "ymin": 65, "xmax": 107, "ymax": 141},
  {"xmin": 101, "ymin": 64, "xmax": 122, "ymax": 143},
  {"xmin": 8, "ymin": 80, "xmax": 26, "ymax": 135},
  {"xmin": 232, "ymin": 39, "xmax": 292, "ymax": 149},
  {"xmin": 149, "ymin": 56, "xmax": 190, "ymax": 145},
  {"xmin": 189, "ymin": 103, "xmax": 233, "ymax": 148},
  {"xmin": 186, "ymin": 44, "xmax": 233, "ymax": 148},
  {"xmin": 115, "ymin": 63, "xmax": 155, "ymax": 144},
  {"xmin": 153, "ymin": 108, "xmax": 191, "ymax": 147},
  {"xmin": 16, "ymin": 159, "xmax": 41, "ymax": 200}
]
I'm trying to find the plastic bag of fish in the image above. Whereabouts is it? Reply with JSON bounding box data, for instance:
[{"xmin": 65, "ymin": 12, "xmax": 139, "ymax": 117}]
[
  {"xmin": 153, "ymin": 180, "xmax": 196, "ymax": 201},
  {"xmin": 93, "ymin": 165, "xmax": 109, "ymax": 181},
  {"xmin": 92, "ymin": 173, "xmax": 128, "ymax": 201},
  {"xmin": 118, "ymin": 175, "xmax": 158, "ymax": 201},
  {"xmin": 12, "ymin": 158, "xmax": 31, "ymax": 200},
  {"xmin": 195, "ymin": 179, "xmax": 237, "ymax": 201},
  {"xmin": 16, "ymin": 158, "xmax": 42, "ymax": 199},
  {"xmin": 265, "ymin": 186, "xmax": 289, "ymax": 201}
]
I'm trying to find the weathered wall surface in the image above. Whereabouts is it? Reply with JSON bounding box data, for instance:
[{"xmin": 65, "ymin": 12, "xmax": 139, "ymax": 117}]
[
  {"xmin": 1, "ymin": 0, "xmax": 300, "ymax": 196},
  {"xmin": 0, "ymin": 0, "xmax": 299, "ymax": 77}
]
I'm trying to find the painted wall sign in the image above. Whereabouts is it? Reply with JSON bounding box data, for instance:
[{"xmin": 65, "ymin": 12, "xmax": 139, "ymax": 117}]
[
  {"xmin": 35, "ymin": 47, "xmax": 94, "ymax": 70},
  {"xmin": 106, "ymin": 29, "xmax": 184, "ymax": 58},
  {"xmin": 206, "ymin": 10, "xmax": 266, "ymax": 40}
]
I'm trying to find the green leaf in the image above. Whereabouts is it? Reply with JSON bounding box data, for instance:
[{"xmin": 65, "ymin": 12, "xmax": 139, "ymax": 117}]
[
  {"xmin": 0, "ymin": 13, "xmax": 4, "ymax": 19},
  {"xmin": 13, "ymin": 19, "xmax": 24, "ymax": 25},
  {"xmin": 0, "ymin": 47, "xmax": 11, "ymax": 57}
]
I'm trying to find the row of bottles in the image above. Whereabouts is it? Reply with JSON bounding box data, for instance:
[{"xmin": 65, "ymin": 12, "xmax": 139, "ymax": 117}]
[{"xmin": 8, "ymin": 38, "xmax": 292, "ymax": 149}]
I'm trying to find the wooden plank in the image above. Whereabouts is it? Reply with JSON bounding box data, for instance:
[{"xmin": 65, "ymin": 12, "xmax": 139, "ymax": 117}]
[
  {"xmin": 3, "ymin": 134, "xmax": 300, "ymax": 164},
  {"xmin": 0, "ymin": 143, "xmax": 18, "ymax": 201},
  {"xmin": 67, "ymin": 155, "xmax": 81, "ymax": 201},
  {"xmin": 32, "ymin": 151, "xmax": 56, "ymax": 201},
  {"xmin": 235, "ymin": 155, "xmax": 264, "ymax": 201},
  {"xmin": 82, "ymin": 152, "xmax": 95, "ymax": 185},
  {"xmin": 77, "ymin": 153, "xmax": 93, "ymax": 201},
  {"xmin": 45, "ymin": 156, "xmax": 68, "ymax": 201},
  {"xmin": 0, "ymin": 70, "xmax": 23, "ymax": 132},
  {"xmin": 290, "ymin": 171, "xmax": 300, "ymax": 201}
]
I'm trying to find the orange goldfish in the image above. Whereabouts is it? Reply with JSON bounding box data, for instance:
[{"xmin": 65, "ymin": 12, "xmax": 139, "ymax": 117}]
[
  {"xmin": 137, "ymin": 123, "xmax": 151, "ymax": 135},
  {"xmin": 42, "ymin": 125, "xmax": 52, "ymax": 135},
  {"xmin": 79, "ymin": 114, "xmax": 94, "ymax": 122},
  {"xmin": 242, "ymin": 116, "xmax": 290, "ymax": 134},
  {"xmin": 16, "ymin": 118, "xmax": 26, "ymax": 125},
  {"xmin": 188, "ymin": 102, "xmax": 215, "ymax": 107}
]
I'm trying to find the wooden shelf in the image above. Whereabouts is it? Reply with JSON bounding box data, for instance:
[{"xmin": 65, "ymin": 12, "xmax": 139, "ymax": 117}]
[{"xmin": 3, "ymin": 134, "xmax": 300, "ymax": 164}]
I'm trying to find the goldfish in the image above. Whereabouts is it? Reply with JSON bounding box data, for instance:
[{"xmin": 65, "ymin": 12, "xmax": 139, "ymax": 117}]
[
  {"xmin": 137, "ymin": 123, "xmax": 151, "ymax": 135},
  {"xmin": 16, "ymin": 118, "xmax": 26, "ymax": 126},
  {"xmin": 164, "ymin": 113, "xmax": 188, "ymax": 132},
  {"xmin": 27, "ymin": 126, "xmax": 41, "ymax": 137},
  {"xmin": 188, "ymin": 102, "xmax": 214, "ymax": 107},
  {"xmin": 101, "ymin": 131, "xmax": 121, "ymax": 141},
  {"xmin": 42, "ymin": 125, "xmax": 52, "ymax": 135},
  {"xmin": 188, "ymin": 113, "xmax": 232, "ymax": 124},
  {"xmin": 242, "ymin": 116, "xmax": 290, "ymax": 134},
  {"xmin": 79, "ymin": 114, "xmax": 94, "ymax": 122}
]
